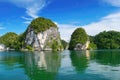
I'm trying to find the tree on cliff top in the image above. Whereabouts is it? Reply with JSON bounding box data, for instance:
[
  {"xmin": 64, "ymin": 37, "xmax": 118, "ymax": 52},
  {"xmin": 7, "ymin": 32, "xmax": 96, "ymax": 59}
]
[
  {"xmin": 69, "ymin": 28, "xmax": 88, "ymax": 50},
  {"xmin": 29, "ymin": 17, "xmax": 57, "ymax": 33}
]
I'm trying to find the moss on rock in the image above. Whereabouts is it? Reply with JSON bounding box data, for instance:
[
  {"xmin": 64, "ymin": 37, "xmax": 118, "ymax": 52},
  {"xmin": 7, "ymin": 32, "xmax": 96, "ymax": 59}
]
[{"xmin": 29, "ymin": 17, "xmax": 57, "ymax": 33}]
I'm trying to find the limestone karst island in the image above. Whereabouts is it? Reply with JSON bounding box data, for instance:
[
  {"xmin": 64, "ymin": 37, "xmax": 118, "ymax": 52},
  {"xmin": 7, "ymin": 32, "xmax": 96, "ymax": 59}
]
[
  {"xmin": 0, "ymin": 17, "xmax": 63, "ymax": 51},
  {"xmin": 1, "ymin": 0, "xmax": 120, "ymax": 80},
  {"xmin": 1, "ymin": 17, "xmax": 120, "ymax": 51}
]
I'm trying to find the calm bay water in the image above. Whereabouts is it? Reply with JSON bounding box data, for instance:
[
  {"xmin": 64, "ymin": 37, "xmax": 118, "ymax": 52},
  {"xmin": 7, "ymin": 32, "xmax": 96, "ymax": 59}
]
[{"xmin": 0, "ymin": 50, "xmax": 120, "ymax": 80}]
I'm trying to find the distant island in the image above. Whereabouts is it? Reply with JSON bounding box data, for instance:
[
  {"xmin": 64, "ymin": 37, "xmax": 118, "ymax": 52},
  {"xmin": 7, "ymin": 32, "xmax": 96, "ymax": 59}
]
[
  {"xmin": 69, "ymin": 28, "xmax": 120, "ymax": 50},
  {"xmin": 0, "ymin": 17, "xmax": 120, "ymax": 51}
]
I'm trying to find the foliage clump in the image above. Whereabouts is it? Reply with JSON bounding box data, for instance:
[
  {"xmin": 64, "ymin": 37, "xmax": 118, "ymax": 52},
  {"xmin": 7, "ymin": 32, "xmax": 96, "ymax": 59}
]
[
  {"xmin": 0, "ymin": 32, "xmax": 20, "ymax": 50},
  {"xmin": 29, "ymin": 17, "xmax": 57, "ymax": 33},
  {"xmin": 61, "ymin": 40, "xmax": 68, "ymax": 49},
  {"xmin": 69, "ymin": 28, "xmax": 88, "ymax": 50},
  {"xmin": 94, "ymin": 31, "xmax": 120, "ymax": 49},
  {"xmin": 52, "ymin": 40, "xmax": 63, "ymax": 51},
  {"xmin": 88, "ymin": 36, "xmax": 97, "ymax": 50},
  {"xmin": 52, "ymin": 40, "xmax": 58, "ymax": 51},
  {"xmin": 26, "ymin": 45, "xmax": 34, "ymax": 51},
  {"xmin": 89, "ymin": 42, "xmax": 97, "ymax": 50}
]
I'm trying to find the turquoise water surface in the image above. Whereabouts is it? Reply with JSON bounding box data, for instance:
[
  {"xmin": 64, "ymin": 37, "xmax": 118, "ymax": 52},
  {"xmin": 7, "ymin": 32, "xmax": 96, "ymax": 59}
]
[{"xmin": 0, "ymin": 50, "xmax": 120, "ymax": 80}]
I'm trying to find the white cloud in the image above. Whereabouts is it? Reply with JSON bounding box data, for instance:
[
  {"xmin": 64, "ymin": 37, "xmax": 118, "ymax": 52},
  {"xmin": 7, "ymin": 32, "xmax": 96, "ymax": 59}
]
[
  {"xmin": 83, "ymin": 12, "xmax": 120, "ymax": 36},
  {"xmin": 23, "ymin": 21, "xmax": 31, "ymax": 24},
  {"xmin": 58, "ymin": 12, "xmax": 120, "ymax": 41},
  {"xmin": 58, "ymin": 24, "xmax": 79, "ymax": 42},
  {"xmin": 102, "ymin": 0, "xmax": 120, "ymax": 7},
  {"xmin": 0, "ymin": 27, "xmax": 5, "ymax": 30},
  {"xmin": 21, "ymin": 16, "xmax": 32, "ymax": 21},
  {"xmin": 8, "ymin": 0, "xmax": 46, "ymax": 19},
  {"xmin": 0, "ymin": 0, "xmax": 47, "ymax": 23},
  {"xmin": 0, "ymin": 24, "xmax": 5, "ymax": 30}
]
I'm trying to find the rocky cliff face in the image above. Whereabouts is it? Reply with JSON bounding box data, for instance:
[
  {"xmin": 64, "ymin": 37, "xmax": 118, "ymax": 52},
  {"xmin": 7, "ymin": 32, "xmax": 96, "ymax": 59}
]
[
  {"xmin": 74, "ymin": 41, "xmax": 90, "ymax": 50},
  {"xmin": 25, "ymin": 27, "xmax": 62, "ymax": 51}
]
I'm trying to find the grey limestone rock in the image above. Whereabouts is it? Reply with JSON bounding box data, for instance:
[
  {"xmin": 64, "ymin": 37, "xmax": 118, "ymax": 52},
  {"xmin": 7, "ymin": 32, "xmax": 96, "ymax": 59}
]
[
  {"xmin": 74, "ymin": 41, "xmax": 90, "ymax": 50},
  {"xmin": 25, "ymin": 27, "xmax": 62, "ymax": 51}
]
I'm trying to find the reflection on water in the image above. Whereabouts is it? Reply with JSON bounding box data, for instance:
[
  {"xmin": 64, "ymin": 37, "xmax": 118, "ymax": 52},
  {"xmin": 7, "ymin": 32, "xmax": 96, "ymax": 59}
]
[
  {"xmin": 24, "ymin": 51, "xmax": 61, "ymax": 80},
  {"xmin": 90, "ymin": 50, "xmax": 120, "ymax": 66},
  {"xmin": 86, "ymin": 50, "xmax": 120, "ymax": 80},
  {"xmin": 85, "ymin": 50, "xmax": 90, "ymax": 60},
  {"xmin": 0, "ymin": 50, "xmax": 120, "ymax": 80},
  {"xmin": 0, "ymin": 51, "xmax": 61, "ymax": 80},
  {"xmin": 70, "ymin": 51, "xmax": 88, "ymax": 73},
  {"xmin": 24, "ymin": 51, "xmax": 61, "ymax": 72}
]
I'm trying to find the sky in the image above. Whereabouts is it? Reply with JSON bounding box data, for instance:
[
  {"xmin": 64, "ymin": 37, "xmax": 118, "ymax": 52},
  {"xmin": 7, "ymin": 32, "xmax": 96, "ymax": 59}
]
[{"xmin": 0, "ymin": 0, "xmax": 120, "ymax": 41}]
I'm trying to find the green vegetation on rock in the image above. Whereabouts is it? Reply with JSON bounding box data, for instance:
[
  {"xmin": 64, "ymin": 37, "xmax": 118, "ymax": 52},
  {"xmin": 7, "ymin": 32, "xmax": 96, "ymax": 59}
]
[
  {"xmin": 94, "ymin": 31, "xmax": 120, "ymax": 49},
  {"xmin": 52, "ymin": 40, "xmax": 63, "ymax": 51},
  {"xmin": 26, "ymin": 45, "xmax": 34, "ymax": 51},
  {"xmin": 61, "ymin": 40, "xmax": 68, "ymax": 49},
  {"xmin": 89, "ymin": 42, "xmax": 97, "ymax": 50},
  {"xmin": 18, "ymin": 32, "xmax": 26, "ymax": 49},
  {"xmin": 88, "ymin": 36, "xmax": 97, "ymax": 50},
  {"xmin": 69, "ymin": 28, "xmax": 88, "ymax": 50},
  {"xmin": 0, "ymin": 32, "xmax": 28, "ymax": 50},
  {"xmin": 52, "ymin": 40, "xmax": 59, "ymax": 51},
  {"xmin": 0, "ymin": 32, "xmax": 20, "ymax": 50},
  {"xmin": 29, "ymin": 17, "xmax": 57, "ymax": 33}
]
